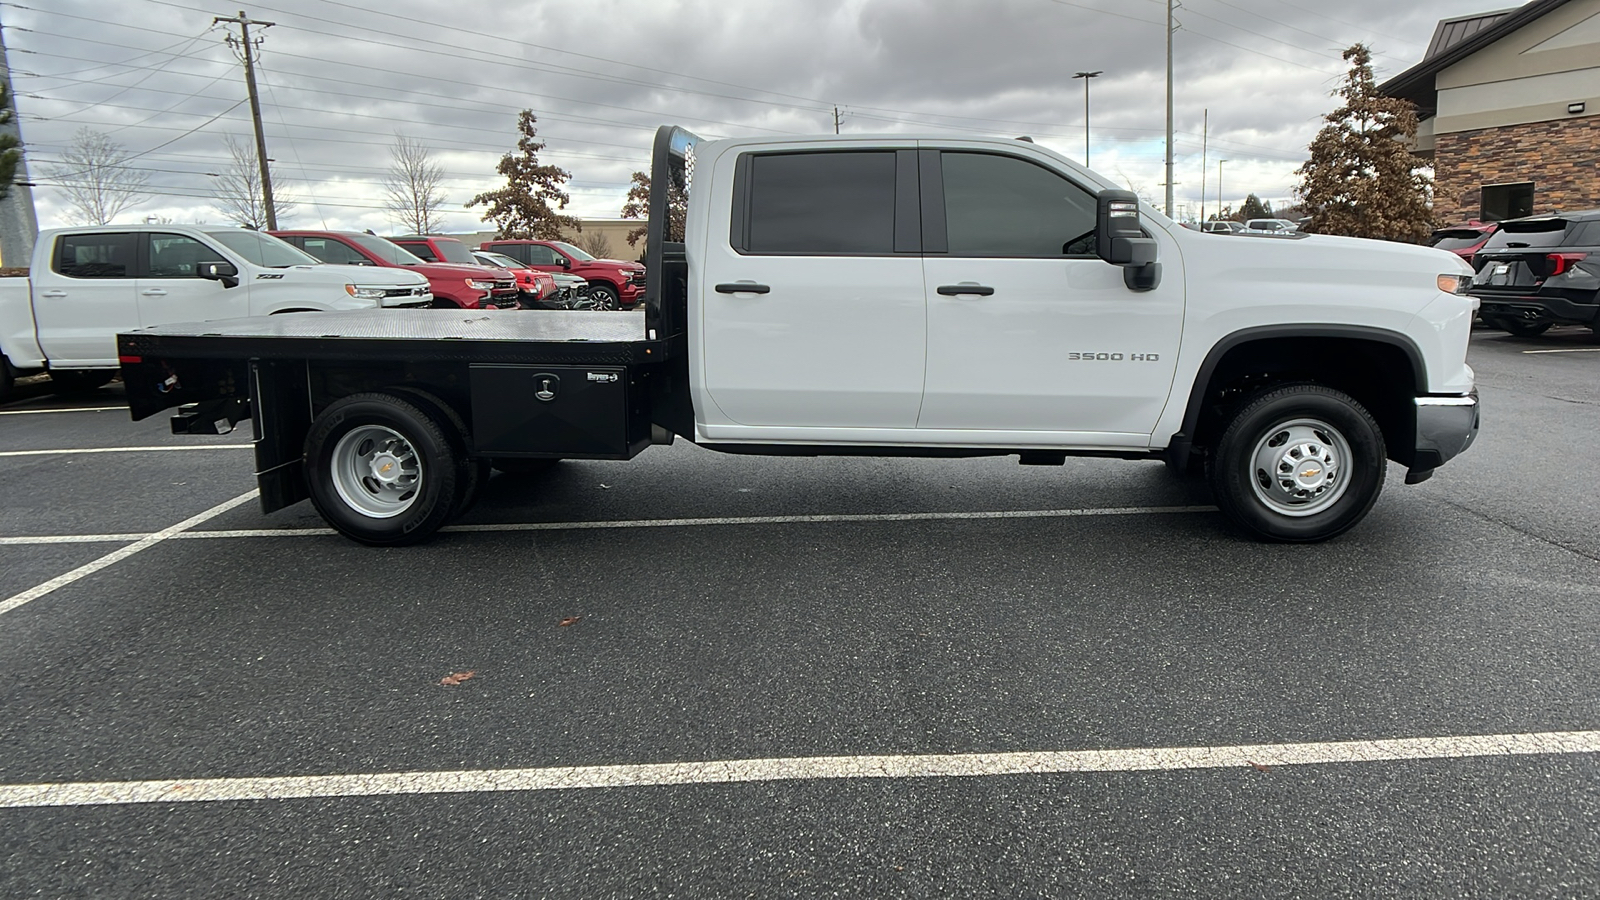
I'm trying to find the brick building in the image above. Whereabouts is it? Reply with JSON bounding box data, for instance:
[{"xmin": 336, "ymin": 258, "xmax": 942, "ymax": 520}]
[{"xmin": 1380, "ymin": 0, "xmax": 1600, "ymax": 224}]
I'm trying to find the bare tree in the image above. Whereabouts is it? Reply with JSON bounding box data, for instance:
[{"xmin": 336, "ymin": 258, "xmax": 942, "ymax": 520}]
[
  {"xmin": 210, "ymin": 134, "xmax": 295, "ymax": 229},
  {"xmin": 45, "ymin": 127, "xmax": 150, "ymax": 225},
  {"xmin": 383, "ymin": 134, "xmax": 447, "ymax": 234},
  {"xmin": 572, "ymin": 230, "xmax": 612, "ymax": 259}
]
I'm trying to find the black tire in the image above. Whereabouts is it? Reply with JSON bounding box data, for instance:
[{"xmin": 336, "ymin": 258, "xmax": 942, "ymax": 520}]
[
  {"xmin": 384, "ymin": 387, "xmax": 488, "ymax": 520},
  {"xmin": 48, "ymin": 369, "xmax": 114, "ymax": 395},
  {"xmin": 0, "ymin": 357, "xmax": 13, "ymax": 403},
  {"xmin": 587, "ymin": 283, "xmax": 620, "ymax": 310},
  {"xmin": 491, "ymin": 458, "xmax": 560, "ymax": 475},
  {"xmin": 303, "ymin": 392, "xmax": 460, "ymax": 546},
  {"xmin": 1499, "ymin": 319, "xmax": 1551, "ymax": 337},
  {"xmin": 1206, "ymin": 384, "xmax": 1386, "ymax": 543}
]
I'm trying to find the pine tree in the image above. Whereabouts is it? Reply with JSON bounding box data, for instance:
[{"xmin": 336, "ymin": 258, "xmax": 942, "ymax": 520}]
[
  {"xmin": 1295, "ymin": 44, "xmax": 1433, "ymax": 243},
  {"xmin": 0, "ymin": 79, "xmax": 20, "ymax": 202},
  {"xmin": 1240, "ymin": 194, "xmax": 1272, "ymax": 220},
  {"xmin": 467, "ymin": 111, "xmax": 579, "ymax": 239}
]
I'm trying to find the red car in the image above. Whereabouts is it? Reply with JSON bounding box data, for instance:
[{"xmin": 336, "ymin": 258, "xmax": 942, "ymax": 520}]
[
  {"xmin": 1429, "ymin": 222, "xmax": 1498, "ymax": 263},
  {"xmin": 272, "ymin": 230, "xmax": 502, "ymax": 310},
  {"xmin": 389, "ymin": 235, "xmax": 519, "ymax": 307},
  {"xmin": 478, "ymin": 239, "xmax": 645, "ymax": 309},
  {"xmin": 472, "ymin": 250, "xmax": 558, "ymax": 306}
]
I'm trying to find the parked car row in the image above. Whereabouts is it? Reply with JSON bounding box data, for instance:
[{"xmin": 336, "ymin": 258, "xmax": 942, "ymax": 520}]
[{"xmin": 1466, "ymin": 210, "xmax": 1600, "ymax": 337}]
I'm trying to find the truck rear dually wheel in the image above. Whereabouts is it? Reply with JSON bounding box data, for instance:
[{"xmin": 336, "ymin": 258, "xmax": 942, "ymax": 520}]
[
  {"xmin": 1206, "ymin": 384, "xmax": 1386, "ymax": 543},
  {"xmin": 304, "ymin": 392, "xmax": 459, "ymax": 546}
]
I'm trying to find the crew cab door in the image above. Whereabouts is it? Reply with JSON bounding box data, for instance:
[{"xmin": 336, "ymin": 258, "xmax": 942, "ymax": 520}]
[
  {"xmin": 699, "ymin": 147, "xmax": 926, "ymax": 428},
  {"xmin": 917, "ymin": 148, "xmax": 1183, "ymax": 436},
  {"xmin": 29, "ymin": 231, "xmax": 140, "ymax": 367},
  {"xmin": 136, "ymin": 232, "xmax": 250, "ymax": 327}
]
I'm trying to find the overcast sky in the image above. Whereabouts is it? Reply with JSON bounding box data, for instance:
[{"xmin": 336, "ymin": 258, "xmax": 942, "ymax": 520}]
[{"xmin": 4, "ymin": 0, "xmax": 1507, "ymax": 231}]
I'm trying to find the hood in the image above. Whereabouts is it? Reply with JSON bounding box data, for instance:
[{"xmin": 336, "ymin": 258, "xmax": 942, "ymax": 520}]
[
  {"xmin": 580, "ymin": 258, "xmax": 645, "ymax": 270},
  {"xmin": 407, "ymin": 262, "xmax": 513, "ymax": 280},
  {"xmin": 277, "ymin": 264, "xmax": 429, "ymax": 287}
]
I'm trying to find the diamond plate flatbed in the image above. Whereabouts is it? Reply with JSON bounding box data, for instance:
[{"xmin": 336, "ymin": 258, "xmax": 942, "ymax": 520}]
[{"xmin": 118, "ymin": 308, "xmax": 665, "ymax": 366}]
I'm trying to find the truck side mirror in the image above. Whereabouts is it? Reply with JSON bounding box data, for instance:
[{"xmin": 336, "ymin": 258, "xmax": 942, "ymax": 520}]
[
  {"xmin": 560, "ymin": 256, "xmax": 572, "ymax": 269},
  {"xmin": 1095, "ymin": 190, "xmax": 1160, "ymax": 292},
  {"xmin": 197, "ymin": 261, "xmax": 239, "ymax": 289}
]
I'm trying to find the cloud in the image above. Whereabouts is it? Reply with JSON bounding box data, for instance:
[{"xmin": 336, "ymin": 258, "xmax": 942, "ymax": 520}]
[{"xmin": 8, "ymin": 0, "xmax": 1493, "ymax": 229}]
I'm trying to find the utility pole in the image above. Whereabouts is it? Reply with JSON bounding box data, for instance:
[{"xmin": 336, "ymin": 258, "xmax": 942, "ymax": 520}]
[
  {"xmin": 1199, "ymin": 108, "xmax": 1207, "ymax": 223},
  {"xmin": 833, "ymin": 106, "xmax": 841, "ymax": 134},
  {"xmin": 214, "ymin": 10, "xmax": 277, "ymax": 230},
  {"xmin": 1073, "ymin": 70, "xmax": 1102, "ymax": 168},
  {"xmin": 1164, "ymin": 0, "xmax": 1175, "ymax": 218}
]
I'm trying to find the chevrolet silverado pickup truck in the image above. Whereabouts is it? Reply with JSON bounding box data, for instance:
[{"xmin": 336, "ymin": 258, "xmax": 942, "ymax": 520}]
[
  {"xmin": 0, "ymin": 225, "xmax": 430, "ymax": 399},
  {"xmin": 119, "ymin": 126, "xmax": 1480, "ymax": 545}
]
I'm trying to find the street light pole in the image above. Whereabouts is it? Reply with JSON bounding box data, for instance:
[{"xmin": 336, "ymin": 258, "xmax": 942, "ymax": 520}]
[
  {"xmin": 1073, "ymin": 70, "xmax": 1102, "ymax": 168},
  {"xmin": 1164, "ymin": 0, "xmax": 1175, "ymax": 218}
]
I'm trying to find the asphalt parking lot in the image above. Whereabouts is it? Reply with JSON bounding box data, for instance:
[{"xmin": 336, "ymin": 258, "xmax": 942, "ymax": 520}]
[{"xmin": 1, "ymin": 326, "xmax": 1597, "ymax": 898}]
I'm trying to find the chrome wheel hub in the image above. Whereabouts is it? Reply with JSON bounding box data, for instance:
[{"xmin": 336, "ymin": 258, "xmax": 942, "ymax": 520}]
[
  {"xmin": 331, "ymin": 425, "xmax": 422, "ymax": 519},
  {"xmin": 1249, "ymin": 418, "xmax": 1351, "ymax": 517}
]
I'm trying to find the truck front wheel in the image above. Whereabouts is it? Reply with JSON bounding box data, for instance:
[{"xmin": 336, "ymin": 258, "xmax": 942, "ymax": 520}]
[
  {"xmin": 1206, "ymin": 384, "xmax": 1386, "ymax": 543},
  {"xmin": 304, "ymin": 393, "xmax": 460, "ymax": 546}
]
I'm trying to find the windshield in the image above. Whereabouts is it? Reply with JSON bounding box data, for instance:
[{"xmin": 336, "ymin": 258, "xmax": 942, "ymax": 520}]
[
  {"xmin": 476, "ymin": 252, "xmax": 522, "ymax": 270},
  {"xmin": 1480, "ymin": 220, "xmax": 1570, "ymax": 251},
  {"xmin": 346, "ymin": 233, "xmax": 425, "ymax": 265},
  {"xmin": 425, "ymin": 239, "xmax": 479, "ymax": 265},
  {"xmin": 204, "ymin": 229, "xmax": 319, "ymax": 268},
  {"xmin": 1430, "ymin": 230, "xmax": 1490, "ymax": 251},
  {"xmin": 550, "ymin": 241, "xmax": 595, "ymax": 262}
]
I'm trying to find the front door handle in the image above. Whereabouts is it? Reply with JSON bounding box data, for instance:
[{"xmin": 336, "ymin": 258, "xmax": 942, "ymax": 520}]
[
  {"xmin": 41, "ymin": 290, "xmax": 67, "ymax": 299},
  {"xmin": 715, "ymin": 282, "xmax": 771, "ymax": 294},
  {"xmin": 141, "ymin": 289, "xmax": 168, "ymax": 297},
  {"xmin": 937, "ymin": 284, "xmax": 995, "ymax": 296}
]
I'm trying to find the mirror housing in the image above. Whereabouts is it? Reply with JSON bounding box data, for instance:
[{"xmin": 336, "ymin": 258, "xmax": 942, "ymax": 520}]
[
  {"xmin": 1094, "ymin": 190, "xmax": 1160, "ymax": 291},
  {"xmin": 197, "ymin": 261, "xmax": 239, "ymax": 289}
]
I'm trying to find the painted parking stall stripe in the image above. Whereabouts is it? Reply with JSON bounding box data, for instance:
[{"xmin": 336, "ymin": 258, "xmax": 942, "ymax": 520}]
[
  {"xmin": 2, "ymin": 729, "xmax": 1595, "ymax": 809},
  {"xmin": 0, "ymin": 445, "xmax": 252, "ymax": 458},
  {"xmin": 0, "ymin": 406, "xmax": 130, "ymax": 416},
  {"xmin": 0, "ymin": 505, "xmax": 1220, "ymax": 546},
  {"xmin": 0, "ymin": 491, "xmax": 258, "ymax": 619}
]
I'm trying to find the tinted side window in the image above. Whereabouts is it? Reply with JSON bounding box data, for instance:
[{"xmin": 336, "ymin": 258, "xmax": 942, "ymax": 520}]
[
  {"xmin": 746, "ymin": 152, "xmax": 896, "ymax": 254},
  {"xmin": 1570, "ymin": 221, "xmax": 1600, "ymax": 247},
  {"xmin": 54, "ymin": 233, "xmax": 137, "ymax": 278},
  {"xmin": 488, "ymin": 243, "xmax": 531, "ymax": 265},
  {"xmin": 146, "ymin": 233, "xmax": 227, "ymax": 278},
  {"xmin": 526, "ymin": 245, "xmax": 561, "ymax": 266},
  {"xmin": 398, "ymin": 241, "xmax": 438, "ymax": 261},
  {"xmin": 300, "ymin": 237, "xmax": 371, "ymax": 266},
  {"xmin": 941, "ymin": 152, "xmax": 1097, "ymax": 257}
]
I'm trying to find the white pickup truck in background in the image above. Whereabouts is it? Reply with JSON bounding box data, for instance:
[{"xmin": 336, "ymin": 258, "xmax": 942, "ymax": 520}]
[{"xmin": 0, "ymin": 224, "xmax": 432, "ymax": 399}]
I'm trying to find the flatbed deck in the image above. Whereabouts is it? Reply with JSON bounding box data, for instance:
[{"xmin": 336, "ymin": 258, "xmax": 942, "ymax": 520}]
[{"xmin": 120, "ymin": 309, "xmax": 664, "ymax": 366}]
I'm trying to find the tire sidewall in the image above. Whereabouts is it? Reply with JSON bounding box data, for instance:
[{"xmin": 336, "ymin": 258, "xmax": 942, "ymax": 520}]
[
  {"xmin": 589, "ymin": 283, "xmax": 619, "ymax": 310},
  {"xmin": 303, "ymin": 394, "xmax": 459, "ymax": 546},
  {"xmin": 1208, "ymin": 386, "xmax": 1387, "ymax": 542}
]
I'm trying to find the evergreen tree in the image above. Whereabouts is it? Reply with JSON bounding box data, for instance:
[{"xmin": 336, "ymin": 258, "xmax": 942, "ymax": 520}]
[
  {"xmin": 1240, "ymin": 194, "xmax": 1272, "ymax": 220},
  {"xmin": 467, "ymin": 111, "xmax": 579, "ymax": 239},
  {"xmin": 1295, "ymin": 44, "xmax": 1433, "ymax": 243},
  {"xmin": 0, "ymin": 80, "xmax": 20, "ymax": 202}
]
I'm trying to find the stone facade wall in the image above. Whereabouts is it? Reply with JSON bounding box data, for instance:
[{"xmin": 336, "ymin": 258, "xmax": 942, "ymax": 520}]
[{"xmin": 1433, "ymin": 117, "xmax": 1600, "ymax": 223}]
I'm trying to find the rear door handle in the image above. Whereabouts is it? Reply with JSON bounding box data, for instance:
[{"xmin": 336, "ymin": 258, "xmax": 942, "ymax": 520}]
[
  {"xmin": 937, "ymin": 284, "xmax": 995, "ymax": 296},
  {"xmin": 715, "ymin": 282, "xmax": 771, "ymax": 294},
  {"xmin": 140, "ymin": 289, "xmax": 168, "ymax": 297}
]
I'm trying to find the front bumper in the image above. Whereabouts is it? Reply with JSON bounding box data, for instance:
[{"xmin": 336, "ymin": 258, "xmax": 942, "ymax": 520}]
[{"xmin": 1409, "ymin": 391, "xmax": 1479, "ymax": 480}]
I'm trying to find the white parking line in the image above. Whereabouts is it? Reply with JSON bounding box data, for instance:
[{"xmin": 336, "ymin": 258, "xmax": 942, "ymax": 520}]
[
  {"xmin": 0, "ymin": 406, "xmax": 129, "ymax": 416},
  {"xmin": 1522, "ymin": 348, "xmax": 1600, "ymax": 354},
  {"xmin": 0, "ymin": 445, "xmax": 252, "ymax": 458},
  {"xmin": 0, "ymin": 491, "xmax": 258, "ymax": 619},
  {"xmin": 0, "ymin": 505, "xmax": 1219, "ymax": 546},
  {"xmin": 2, "ymin": 728, "xmax": 1594, "ymax": 809}
]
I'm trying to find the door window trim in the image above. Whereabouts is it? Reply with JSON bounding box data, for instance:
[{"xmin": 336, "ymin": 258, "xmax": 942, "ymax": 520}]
[
  {"xmin": 922, "ymin": 149, "xmax": 1101, "ymax": 260},
  {"xmin": 728, "ymin": 148, "xmax": 921, "ymax": 257}
]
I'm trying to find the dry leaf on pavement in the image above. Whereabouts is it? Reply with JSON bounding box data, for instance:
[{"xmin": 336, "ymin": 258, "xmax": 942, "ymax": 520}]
[
  {"xmin": 558, "ymin": 616, "xmax": 582, "ymax": 627},
  {"xmin": 440, "ymin": 670, "xmax": 476, "ymax": 686}
]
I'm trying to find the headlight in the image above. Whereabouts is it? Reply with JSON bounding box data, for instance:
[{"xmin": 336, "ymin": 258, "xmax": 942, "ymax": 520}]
[
  {"xmin": 345, "ymin": 284, "xmax": 388, "ymax": 300},
  {"xmin": 1436, "ymin": 274, "xmax": 1471, "ymax": 294},
  {"xmin": 465, "ymin": 279, "xmax": 496, "ymax": 290}
]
